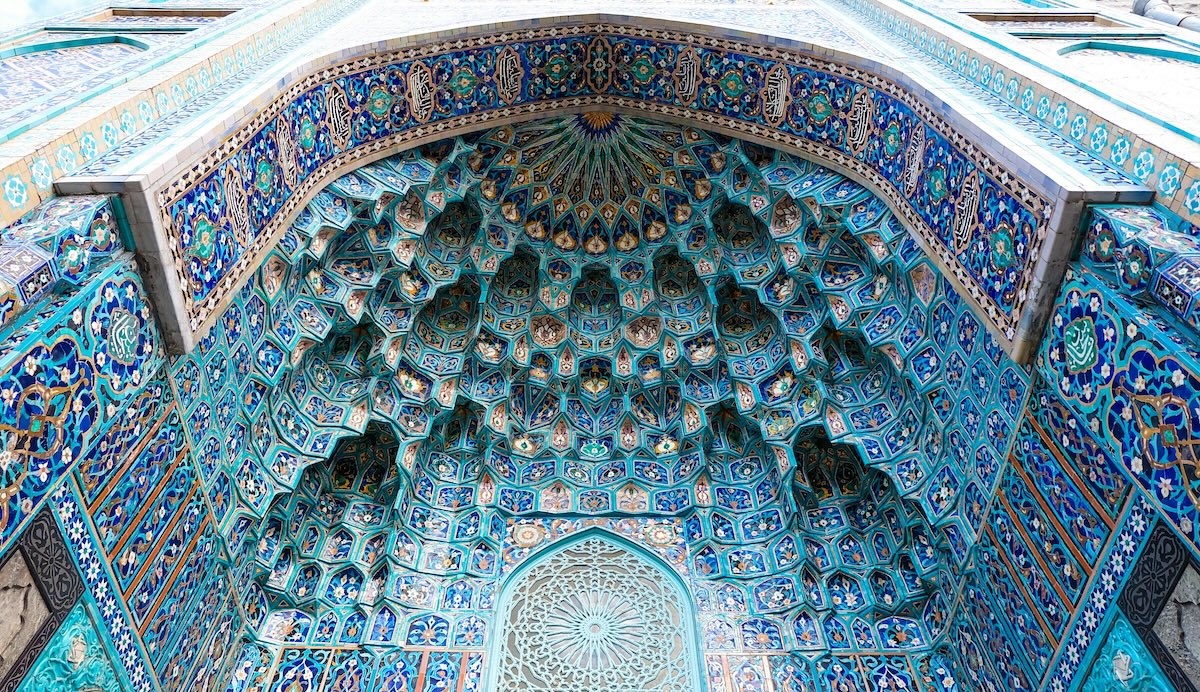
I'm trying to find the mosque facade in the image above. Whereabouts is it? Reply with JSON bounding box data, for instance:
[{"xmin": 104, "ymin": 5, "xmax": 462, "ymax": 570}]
[{"xmin": 0, "ymin": 0, "xmax": 1199, "ymax": 690}]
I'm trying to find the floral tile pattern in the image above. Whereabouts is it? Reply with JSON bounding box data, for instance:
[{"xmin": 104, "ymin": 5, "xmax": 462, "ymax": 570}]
[
  {"xmin": 1, "ymin": 0, "xmax": 1199, "ymax": 690},
  {"xmin": 157, "ymin": 23, "xmax": 1056, "ymax": 354}
]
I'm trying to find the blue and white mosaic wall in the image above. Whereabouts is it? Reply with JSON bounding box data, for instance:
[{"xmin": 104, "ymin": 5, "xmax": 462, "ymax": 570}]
[
  {"xmin": 167, "ymin": 113, "xmax": 1017, "ymax": 688},
  {"xmin": 152, "ymin": 21, "xmax": 1060, "ymax": 357},
  {"xmin": 3, "ymin": 115, "xmax": 1200, "ymax": 692},
  {"xmin": 2, "ymin": 4, "xmax": 1200, "ymax": 692}
]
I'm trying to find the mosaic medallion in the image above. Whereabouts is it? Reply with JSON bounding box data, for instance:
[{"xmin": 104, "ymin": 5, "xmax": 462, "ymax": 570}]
[{"xmin": 493, "ymin": 536, "xmax": 697, "ymax": 691}]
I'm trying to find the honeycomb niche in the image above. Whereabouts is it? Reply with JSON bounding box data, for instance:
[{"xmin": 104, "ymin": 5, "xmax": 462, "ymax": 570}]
[
  {"xmin": 8, "ymin": 1, "xmax": 1200, "ymax": 689},
  {"xmin": 203, "ymin": 114, "xmax": 1019, "ymax": 688}
]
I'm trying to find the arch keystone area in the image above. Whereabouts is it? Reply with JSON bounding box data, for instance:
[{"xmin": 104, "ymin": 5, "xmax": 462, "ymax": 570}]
[
  {"xmin": 57, "ymin": 13, "xmax": 1146, "ymax": 361},
  {"xmin": 8, "ymin": 2, "xmax": 1200, "ymax": 690}
]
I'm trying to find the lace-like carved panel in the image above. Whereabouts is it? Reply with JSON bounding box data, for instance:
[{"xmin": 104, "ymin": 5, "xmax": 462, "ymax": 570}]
[{"xmin": 495, "ymin": 536, "xmax": 697, "ymax": 691}]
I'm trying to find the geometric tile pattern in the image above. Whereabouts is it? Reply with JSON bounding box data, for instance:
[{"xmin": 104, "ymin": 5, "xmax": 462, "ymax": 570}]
[
  {"xmin": 156, "ymin": 23, "xmax": 1055, "ymax": 353},
  {"xmin": 195, "ymin": 113, "xmax": 1027, "ymax": 544},
  {"xmin": 52, "ymin": 482, "xmax": 157, "ymax": 692},
  {"xmin": 146, "ymin": 114, "xmax": 1033, "ymax": 687},
  {"xmin": 0, "ymin": 131, "xmax": 1185, "ymax": 692},
  {"xmin": 949, "ymin": 373, "xmax": 1133, "ymax": 690},
  {"xmin": 0, "ymin": 254, "xmax": 164, "ymax": 553},
  {"xmin": 1043, "ymin": 493, "xmax": 1156, "ymax": 692},
  {"xmin": 5, "ymin": 3, "xmax": 1200, "ymax": 690},
  {"xmin": 953, "ymin": 488, "xmax": 1157, "ymax": 692},
  {"xmin": 0, "ymin": 219, "xmax": 239, "ymax": 692},
  {"xmin": 491, "ymin": 534, "xmax": 698, "ymax": 691},
  {"xmin": 968, "ymin": 208, "xmax": 1200, "ymax": 691}
]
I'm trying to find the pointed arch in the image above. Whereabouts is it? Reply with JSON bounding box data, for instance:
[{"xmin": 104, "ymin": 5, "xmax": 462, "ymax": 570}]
[{"xmin": 487, "ymin": 527, "xmax": 706, "ymax": 691}]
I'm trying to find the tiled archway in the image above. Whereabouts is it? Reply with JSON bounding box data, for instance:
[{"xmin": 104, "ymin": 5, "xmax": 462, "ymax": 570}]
[{"xmin": 490, "ymin": 531, "xmax": 703, "ymax": 691}]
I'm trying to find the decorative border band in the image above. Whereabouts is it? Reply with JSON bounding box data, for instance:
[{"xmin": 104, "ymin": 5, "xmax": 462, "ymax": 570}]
[{"xmin": 150, "ymin": 19, "xmax": 1056, "ymax": 355}]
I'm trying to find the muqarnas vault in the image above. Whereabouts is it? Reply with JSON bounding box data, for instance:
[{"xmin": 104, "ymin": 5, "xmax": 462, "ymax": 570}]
[{"xmin": 1, "ymin": 0, "xmax": 1200, "ymax": 690}]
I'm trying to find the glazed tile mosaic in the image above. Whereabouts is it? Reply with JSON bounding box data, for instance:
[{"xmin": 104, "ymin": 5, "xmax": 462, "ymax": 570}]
[
  {"xmin": 153, "ymin": 115, "xmax": 1018, "ymax": 685},
  {"xmin": 0, "ymin": 0, "xmax": 359, "ymax": 229},
  {"xmin": 151, "ymin": 20, "xmax": 1062, "ymax": 357},
  {"xmin": 2, "ymin": 0, "xmax": 1200, "ymax": 690}
]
